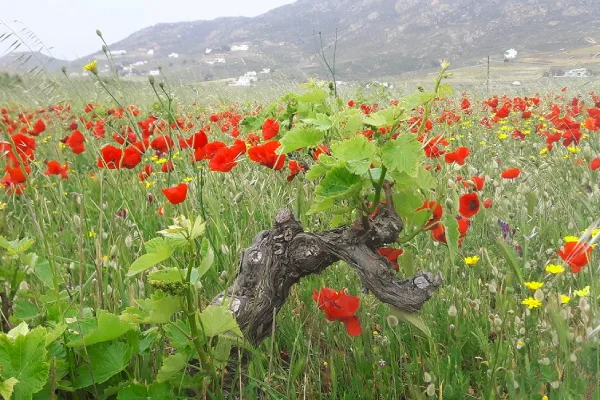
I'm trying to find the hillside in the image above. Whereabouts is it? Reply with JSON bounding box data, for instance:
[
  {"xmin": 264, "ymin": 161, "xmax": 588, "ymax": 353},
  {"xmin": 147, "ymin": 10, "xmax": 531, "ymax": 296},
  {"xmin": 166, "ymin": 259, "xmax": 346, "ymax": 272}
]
[{"xmin": 2, "ymin": 0, "xmax": 599, "ymax": 82}]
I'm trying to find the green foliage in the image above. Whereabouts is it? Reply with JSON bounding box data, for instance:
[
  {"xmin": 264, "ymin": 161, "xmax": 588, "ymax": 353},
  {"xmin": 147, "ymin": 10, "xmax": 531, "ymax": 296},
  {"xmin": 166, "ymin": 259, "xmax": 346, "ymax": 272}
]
[
  {"xmin": 278, "ymin": 127, "xmax": 324, "ymax": 153},
  {"xmin": 72, "ymin": 341, "xmax": 133, "ymax": 389},
  {"xmin": 0, "ymin": 325, "xmax": 49, "ymax": 400},
  {"xmin": 198, "ymin": 304, "xmax": 244, "ymax": 338},
  {"xmin": 67, "ymin": 310, "xmax": 133, "ymax": 347}
]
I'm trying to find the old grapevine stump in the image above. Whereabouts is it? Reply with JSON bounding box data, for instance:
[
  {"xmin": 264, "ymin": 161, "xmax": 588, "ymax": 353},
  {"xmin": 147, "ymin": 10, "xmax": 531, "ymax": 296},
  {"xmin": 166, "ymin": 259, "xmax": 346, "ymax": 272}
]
[{"xmin": 213, "ymin": 184, "xmax": 442, "ymax": 345}]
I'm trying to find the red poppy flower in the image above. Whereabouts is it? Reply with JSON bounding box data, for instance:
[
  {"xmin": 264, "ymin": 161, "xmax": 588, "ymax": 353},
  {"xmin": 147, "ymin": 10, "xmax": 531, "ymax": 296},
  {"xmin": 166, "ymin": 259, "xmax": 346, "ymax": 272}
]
[
  {"xmin": 247, "ymin": 141, "xmax": 286, "ymax": 170},
  {"xmin": 431, "ymin": 223, "xmax": 447, "ymax": 244},
  {"xmin": 45, "ymin": 161, "xmax": 69, "ymax": 179},
  {"xmin": 84, "ymin": 104, "xmax": 94, "ymax": 113},
  {"xmin": 458, "ymin": 193, "xmax": 480, "ymax": 218},
  {"xmin": 121, "ymin": 147, "xmax": 142, "ymax": 169},
  {"xmin": 29, "ymin": 119, "xmax": 46, "ymax": 136},
  {"xmin": 161, "ymin": 160, "xmax": 175, "ymax": 173},
  {"xmin": 312, "ymin": 145, "xmax": 330, "ymax": 161},
  {"xmin": 416, "ymin": 200, "xmax": 443, "ymax": 230},
  {"xmin": 590, "ymin": 158, "xmax": 600, "ymax": 171},
  {"xmin": 483, "ymin": 199, "xmax": 493, "ymax": 208},
  {"xmin": 262, "ymin": 118, "xmax": 280, "ymax": 140},
  {"xmin": 66, "ymin": 130, "xmax": 86, "ymax": 154},
  {"xmin": 444, "ymin": 147, "xmax": 471, "ymax": 165},
  {"xmin": 193, "ymin": 141, "xmax": 227, "ymax": 162},
  {"xmin": 208, "ymin": 147, "xmax": 239, "ymax": 172},
  {"xmin": 557, "ymin": 241, "xmax": 593, "ymax": 273},
  {"xmin": 462, "ymin": 176, "xmax": 485, "ymax": 191},
  {"xmin": 139, "ymin": 164, "xmax": 153, "ymax": 181},
  {"xmin": 179, "ymin": 130, "xmax": 208, "ymax": 150},
  {"xmin": 5, "ymin": 165, "xmax": 30, "ymax": 184},
  {"xmin": 501, "ymin": 168, "xmax": 521, "ymax": 179},
  {"xmin": 151, "ymin": 135, "xmax": 175, "ymax": 153},
  {"xmin": 162, "ymin": 183, "xmax": 188, "ymax": 205},
  {"xmin": 287, "ymin": 160, "xmax": 305, "ymax": 181},
  {"xmin": 378, "ymin": 247, "xmax": 404, "ymax": 271},
  {"xmin": 312, "ymin": 287, "xmax": 362, "ymax": 337},
  {"xmin": 98, "ymin": 145, "xmax": 123, "ymax": 169}
]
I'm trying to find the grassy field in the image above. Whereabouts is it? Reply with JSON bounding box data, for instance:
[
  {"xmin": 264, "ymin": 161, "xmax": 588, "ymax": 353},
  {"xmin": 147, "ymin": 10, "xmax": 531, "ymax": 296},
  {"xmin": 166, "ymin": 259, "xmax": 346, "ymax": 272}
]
[{"xmin": 0, "ymin": 62, "xmax": 599, "ymax": 400}]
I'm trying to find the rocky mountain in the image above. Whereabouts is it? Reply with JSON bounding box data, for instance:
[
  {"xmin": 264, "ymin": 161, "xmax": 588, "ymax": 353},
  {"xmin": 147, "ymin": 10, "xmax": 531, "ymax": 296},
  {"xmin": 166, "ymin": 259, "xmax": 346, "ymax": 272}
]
[{"xmin": 2, "ymin": 0, "xmax": 599, "ymax": 81}]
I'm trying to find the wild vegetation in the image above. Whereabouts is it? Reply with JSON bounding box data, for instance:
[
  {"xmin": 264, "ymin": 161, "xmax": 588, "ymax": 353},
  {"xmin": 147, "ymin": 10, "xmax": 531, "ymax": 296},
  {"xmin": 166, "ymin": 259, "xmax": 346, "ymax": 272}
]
[{"xmin": 0, "ymin": 53, "xmax": 599, "ymax": 400}]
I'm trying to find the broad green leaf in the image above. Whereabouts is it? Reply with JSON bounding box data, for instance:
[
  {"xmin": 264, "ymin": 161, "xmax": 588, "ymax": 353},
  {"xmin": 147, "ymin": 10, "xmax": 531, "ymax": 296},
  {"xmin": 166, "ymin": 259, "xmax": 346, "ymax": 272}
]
[
  {"xmin": 148, "ymin": 268, "xmax": 183, "ymax": 283},
  {"xmin": 303, "ymin": 113, "xmax": 332, "ymax": 131},
  {"xmin": 297, "ymin": 88, "xmax": 328, "ymax": 103},
  {"xmin": 127, "ymin": 241, "xmax": 172, "ymax": 277},
  {"xmin": 13, "ymin": 299, "xmax": 39, "ymax": 321},
  {"xmin": 306, "ymin": 197, "xmax": 334, "ymax": 216},
  {"xmin": 198, "ymin": 304, "xmax": 243, "ymax": 338},
  {"xmin": 117, "ymin": 382, "xmax": 172, "ymax": 400},
  {"xmin": 315, "ymin": 166, "xmax": 362, "ymax": 200},
  {"xmin": 393, "ymin": 190, "xmax": 424, "ymax": 219},
  {"xmin": 401, "ymin": 91, "xmax": 435, "ymax": 110},
  {"xmin": 240, "ymin": 116, "xmax": 262, "ymax": 134},
  {"xmin": 196, "ymin": 237, "xmax": 214, "ymax": 280},
  {"xmin": 7, "ymin": 322, "xmax": 29, "ymax": 339},
  {"xmin": 414, "ymin": 166, "xmax": 437, "ymax": 190},
  {"xmin": 381, "ymin": 134, "xmax": 422, "ymax": 176},
  {"xmin": 68, "ymin": 310, "xmax": 132, "ymax": 347},
  {"xmin": 443, "ymin": 211, "xmax": 460, "ymax": 263},
  {"xmin": 389, "ymin": 306, "xmax": 431, "ymax": 338},
  {"xmin": 120, "ymin": 293, "xmax": 181, "ymax": 325},
  {"xmin": 0, "ymin": 326, "xmax": 49, "ymax": 400},
  {"xmin": 330, "ymin": 135, "xmax": 376, "ymax": 175},
  {"xmin": 0, "ymin": 236, "xmax": 35, "ymax": 256},
  {"xmin": 156, "ymin": 352, "xmax": 191, "ymax": 383},
  {"xmin": 73, "ymin": 342, "xmax": 133, "ymax": 389},
  {"xmin": 437, "ymin": 84, "xmax": 454, "ymax": 99},
  {"xmin": 23, "ymin": 254, "xmax": 53, "ymax": 289},
  {"xmin": 0, "ymin": 377, "xmax": 19, "ymax": 400},
  {"xmin": 363, "ymin": 112, "xmax": 387, "ymax": 128},
  {"xmin": 278, "ymin": 127, "xmax": 324, "ymax": 154},
  {"xmin": 305, "ymin": 164, "xmax": 328, "ymax": 181},
  {"xmin": 45, "ymin": 322, "xmax": 66, "ymax": 347},
  {"xmin": 339, "ymin": 113, "xmax": 363, "ymax": 138}
]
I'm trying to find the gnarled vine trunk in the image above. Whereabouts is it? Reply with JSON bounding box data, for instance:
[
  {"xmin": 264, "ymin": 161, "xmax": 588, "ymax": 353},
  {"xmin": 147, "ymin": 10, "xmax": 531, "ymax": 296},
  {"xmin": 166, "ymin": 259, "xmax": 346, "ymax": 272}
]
[{"xmin": 212, "ymin": 184, "xmax": 442, "ymax": 345}]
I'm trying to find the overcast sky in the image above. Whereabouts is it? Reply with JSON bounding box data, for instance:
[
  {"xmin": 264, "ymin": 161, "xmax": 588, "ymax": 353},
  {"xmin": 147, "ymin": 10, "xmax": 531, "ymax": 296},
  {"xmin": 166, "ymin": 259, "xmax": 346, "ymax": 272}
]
[{"xmin": 1, "ymin": 0, "xmax": 295, "ymax": 60}]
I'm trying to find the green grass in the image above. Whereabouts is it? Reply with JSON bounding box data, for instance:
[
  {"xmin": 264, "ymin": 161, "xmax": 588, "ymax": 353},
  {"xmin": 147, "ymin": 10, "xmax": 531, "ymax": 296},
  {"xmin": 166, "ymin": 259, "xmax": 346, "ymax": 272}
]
[{"xmin": 0, "ymin": 68, "xmax": 599, "ymax": 400}]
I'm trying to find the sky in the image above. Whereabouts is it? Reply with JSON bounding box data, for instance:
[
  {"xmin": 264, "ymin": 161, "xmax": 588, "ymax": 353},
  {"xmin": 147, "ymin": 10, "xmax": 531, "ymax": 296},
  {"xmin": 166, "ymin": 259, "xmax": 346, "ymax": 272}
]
[{"xmin": 0, "ymin": 0, "xmax": 295, "ymax": 60}]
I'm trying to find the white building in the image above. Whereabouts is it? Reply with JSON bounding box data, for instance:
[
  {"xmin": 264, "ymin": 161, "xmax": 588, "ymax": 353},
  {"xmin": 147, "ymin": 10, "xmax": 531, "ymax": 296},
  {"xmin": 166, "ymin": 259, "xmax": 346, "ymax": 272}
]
[
  {"xmin": 205, "ymin": 48, "xmax": 212, "ymax": 54},
  {"xmin": 149, "ymin": 70, "xmax": 160, "ymax": 76},
  {"xmin": 229, "ymin": 71, "xmax": 258, "ymax": 86},
  {"xmin": 147, "ymin": 49, "xmax": 154, "ymax": 55},
  {"xmin": 112, "ymin": 50, "xmax": 127, "ymax": 56},
  {"xmin": 168, "ymin": 53, "xmax": 179, "ymax": 58},
  {"xmin": 230, "ymin": 44, "xmax": 249, "ymax": 52},
  {"xmin": 564, "ymin": 68, "xmax": 590, "ymax": 78}
]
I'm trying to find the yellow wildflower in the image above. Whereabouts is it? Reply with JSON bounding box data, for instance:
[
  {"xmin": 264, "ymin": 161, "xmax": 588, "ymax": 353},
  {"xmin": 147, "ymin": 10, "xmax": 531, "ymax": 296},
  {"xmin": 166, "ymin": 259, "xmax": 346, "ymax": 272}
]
[
  {"xmin": 524, "ymin": 281, "xmax": 544, "ymax": 291},
  {"xmin": 183, "ymin": 177, "xmax": 193, "ymax": 183},
  {"xmin": 0, "ymin": 202, "xmax": 6, "ymax": 211},
  {"xmin": 83, "ymin": 60, "xmax": 98, "ymax": 74},
  {"xmin": 88, "ymin": 231, "xmax": 96, "ymax": 238},
  {"xmin": 539, "ymin": 148, "xmax": 549, "ymax": 155},
  {"xmin": 521, "ymin": 297, "xmax": 542, "ymax": 309},
  {"xmin": 560, "ymin": 295, "xmax": 571, "ymax": 304},
  {"xmin": 567, "ymin": 146, "xmax": 581, "ymax": 154},
  {"xmin": 156, "ymin": 158, "xmax": 167, "ymax": 165},
  {"xmin": 464, "ymin": 256, "xmax": 480, "ymax": 266},
  {"xmin": 145, "ymin": 181, "xmax": 155, "ymax": 189},
  {"xmin": 544, "ymin": 264, "xmax": 564, "ymax": 274},
  {"xmin": 498, "ymin": 133, "xmax": 508, "ymax": 140},
  {"xmin": 574, "ymin": 286, "xmax": 590, "ymax": 297}
]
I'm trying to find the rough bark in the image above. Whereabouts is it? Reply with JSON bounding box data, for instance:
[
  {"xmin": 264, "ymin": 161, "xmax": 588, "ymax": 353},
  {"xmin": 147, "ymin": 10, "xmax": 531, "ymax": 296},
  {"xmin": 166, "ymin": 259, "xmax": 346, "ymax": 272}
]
[{"xmin": 213, "ymin": 184, "xmax": 442, "ymax": 345}]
